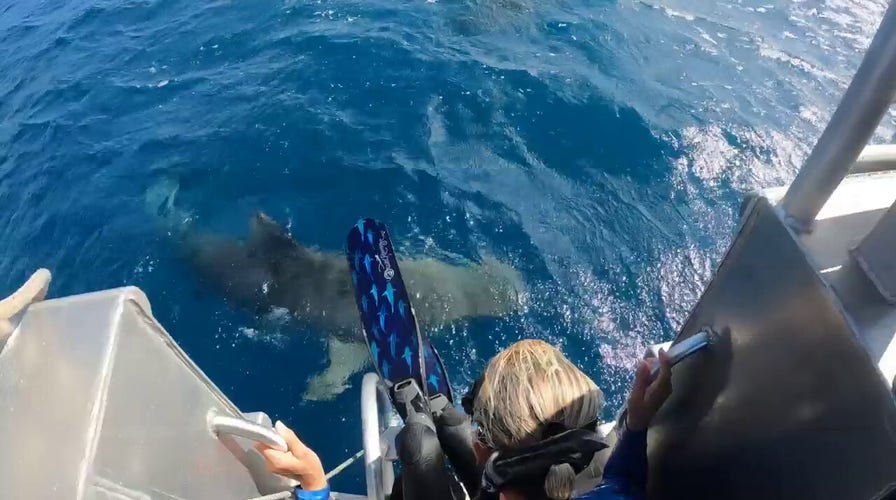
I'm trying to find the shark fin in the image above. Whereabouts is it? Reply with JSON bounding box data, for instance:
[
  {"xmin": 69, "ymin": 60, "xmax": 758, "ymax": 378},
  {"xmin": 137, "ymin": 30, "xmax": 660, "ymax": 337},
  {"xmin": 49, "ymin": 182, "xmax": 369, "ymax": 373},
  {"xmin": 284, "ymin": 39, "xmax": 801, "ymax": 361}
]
[
  {"xmin": 303, "ymin": 337, "xmax": 371, "ymax": 401},
  {"xmin": 248, "ymin": 211, "xmax": 302, "ymax": 261}
]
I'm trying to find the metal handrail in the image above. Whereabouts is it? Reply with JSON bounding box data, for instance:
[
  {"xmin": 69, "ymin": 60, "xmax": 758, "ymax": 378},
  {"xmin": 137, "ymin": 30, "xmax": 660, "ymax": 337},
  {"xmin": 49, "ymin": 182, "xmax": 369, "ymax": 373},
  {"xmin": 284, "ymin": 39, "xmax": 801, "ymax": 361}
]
[
  {"xmin": 852, "ymin": 144, "xmax": 896, "ymax": 173},
  {"xmin": 210, "ymin": 414, "xmax": 288, "ymax": 451},
  {"xmin": 361, "ymin": 373, "xmax": 390, "ymax": 500}
]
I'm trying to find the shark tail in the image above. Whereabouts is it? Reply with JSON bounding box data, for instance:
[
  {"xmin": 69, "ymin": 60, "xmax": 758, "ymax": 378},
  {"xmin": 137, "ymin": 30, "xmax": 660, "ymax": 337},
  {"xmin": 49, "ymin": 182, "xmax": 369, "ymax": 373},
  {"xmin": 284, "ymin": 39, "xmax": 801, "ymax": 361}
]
[{"xmin": 145, "ymin": 177, "xmax": 193, "ymax": 234}]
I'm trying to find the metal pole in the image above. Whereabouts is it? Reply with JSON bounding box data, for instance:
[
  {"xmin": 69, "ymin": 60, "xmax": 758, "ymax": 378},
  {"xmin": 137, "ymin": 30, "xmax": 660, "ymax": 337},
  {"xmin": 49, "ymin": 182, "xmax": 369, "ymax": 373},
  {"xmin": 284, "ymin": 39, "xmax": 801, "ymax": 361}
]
[
  {"xmin": 853, "ymin": 143, "xmax": 896, "ymax": 173},
  {"xmin": 781, "ymin": 0, "xmax": 896, "ymax": 231}
]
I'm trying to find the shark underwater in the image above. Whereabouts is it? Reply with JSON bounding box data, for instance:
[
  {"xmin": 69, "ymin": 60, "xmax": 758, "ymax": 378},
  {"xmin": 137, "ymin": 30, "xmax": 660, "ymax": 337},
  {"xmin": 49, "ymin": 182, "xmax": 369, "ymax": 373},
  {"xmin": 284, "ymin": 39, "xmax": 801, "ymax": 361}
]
[{"xmin": 168, "ymin": 205, "xmax": 526, "ymax": 400}]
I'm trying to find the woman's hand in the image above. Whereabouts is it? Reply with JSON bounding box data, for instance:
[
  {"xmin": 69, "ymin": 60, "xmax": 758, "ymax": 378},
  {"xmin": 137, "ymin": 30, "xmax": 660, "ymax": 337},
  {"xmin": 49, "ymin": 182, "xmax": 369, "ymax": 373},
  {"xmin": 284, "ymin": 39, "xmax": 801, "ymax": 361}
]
[
  {"xmin": 625, "ymin": 349, "xmax": 673, "ymax": 431},
  {"xmin": 255, "ymin": 421, "xmax": 328, "ymax": 491}
]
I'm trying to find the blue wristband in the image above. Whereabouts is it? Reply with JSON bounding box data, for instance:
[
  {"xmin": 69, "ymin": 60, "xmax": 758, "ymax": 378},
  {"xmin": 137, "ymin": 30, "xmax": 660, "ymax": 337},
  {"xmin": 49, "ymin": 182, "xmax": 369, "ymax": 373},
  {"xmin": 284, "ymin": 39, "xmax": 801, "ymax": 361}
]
[{"xmin": 294, "ymin": 485, "xmax": 330, "ymax": 500}]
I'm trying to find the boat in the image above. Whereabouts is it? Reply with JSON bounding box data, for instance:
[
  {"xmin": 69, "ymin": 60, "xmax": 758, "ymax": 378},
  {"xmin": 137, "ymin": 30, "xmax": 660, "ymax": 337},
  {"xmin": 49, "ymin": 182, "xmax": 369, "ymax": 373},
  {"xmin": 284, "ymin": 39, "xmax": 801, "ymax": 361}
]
[{"xmin": 2, "ymin": 2, "xmax": 896, "ymax": 498}]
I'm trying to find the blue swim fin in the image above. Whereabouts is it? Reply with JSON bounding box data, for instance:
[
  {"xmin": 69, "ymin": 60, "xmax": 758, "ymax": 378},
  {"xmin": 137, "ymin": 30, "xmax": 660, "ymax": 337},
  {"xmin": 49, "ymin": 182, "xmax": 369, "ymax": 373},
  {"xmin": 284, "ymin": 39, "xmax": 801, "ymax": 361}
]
[
  {"xmin": 346, "ymin": 218, "xmax": 453, "ymax": 409},
  {"xmin": 422, "ymin": 339, "xmax": 453, "ymax": 402}
]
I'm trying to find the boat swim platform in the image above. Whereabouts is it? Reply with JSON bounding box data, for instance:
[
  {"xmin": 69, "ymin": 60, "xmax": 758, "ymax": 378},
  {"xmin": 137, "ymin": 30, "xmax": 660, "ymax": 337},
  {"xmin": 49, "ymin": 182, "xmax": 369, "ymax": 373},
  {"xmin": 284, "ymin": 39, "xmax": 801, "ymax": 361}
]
[
  {"xmin": 0, "ymin": 287, "xmax": 306, "ymax": 499},
  {"xmin": 762, "ymin": 169, "xmax": 896, "ymax": 385},
  {"xmin": 648, "ymin": 188, "xmax": 896, "ymax": 499}
]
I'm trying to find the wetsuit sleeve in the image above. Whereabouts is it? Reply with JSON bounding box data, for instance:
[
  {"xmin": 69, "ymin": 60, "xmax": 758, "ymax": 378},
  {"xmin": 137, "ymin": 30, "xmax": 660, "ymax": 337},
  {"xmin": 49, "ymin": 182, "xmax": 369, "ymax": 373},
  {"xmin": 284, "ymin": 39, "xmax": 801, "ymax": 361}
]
[
  {"xmin": 599, "ymin": 421, "xmax": 648, "ymax": 498},
  {"xmin": 294, "ymin": 485, "xmax": 331, "ymax": 500}
]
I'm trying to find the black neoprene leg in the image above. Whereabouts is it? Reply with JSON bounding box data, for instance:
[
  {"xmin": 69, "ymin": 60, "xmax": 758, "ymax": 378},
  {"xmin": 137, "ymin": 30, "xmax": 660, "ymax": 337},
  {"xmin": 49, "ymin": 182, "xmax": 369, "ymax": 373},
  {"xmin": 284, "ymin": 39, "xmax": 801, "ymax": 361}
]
[
  {"xmin": 395, "ymin": 418, "xmax": 456, "ymax": 500},
  {"xmin": 390, "ymin": 380, "xmax": 458, "ymax": 500},
  {"xmin": 430, "ymin": 396, "xmax": 481, "ymax": 497}
]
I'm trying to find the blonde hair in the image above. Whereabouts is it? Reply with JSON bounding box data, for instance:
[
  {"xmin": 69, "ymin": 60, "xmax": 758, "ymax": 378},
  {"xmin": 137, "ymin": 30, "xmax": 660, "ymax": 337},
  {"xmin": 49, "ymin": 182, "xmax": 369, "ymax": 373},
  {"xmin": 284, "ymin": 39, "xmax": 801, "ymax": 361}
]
[{"xmin": 473, "ymin": 339, "xmax": 604, "ymax": 500}]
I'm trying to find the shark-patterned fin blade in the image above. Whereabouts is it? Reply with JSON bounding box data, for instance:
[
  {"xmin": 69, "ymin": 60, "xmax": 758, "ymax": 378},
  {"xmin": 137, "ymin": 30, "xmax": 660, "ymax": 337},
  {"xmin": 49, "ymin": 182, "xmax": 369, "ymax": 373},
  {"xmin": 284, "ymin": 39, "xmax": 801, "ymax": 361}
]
[
  {"xmin": 422, "ymin": 339, "xmax": 453, "ymax": 402},
  {"xmin": 346, "ymin": 219, "xmax": 427, "ymax": 396}
]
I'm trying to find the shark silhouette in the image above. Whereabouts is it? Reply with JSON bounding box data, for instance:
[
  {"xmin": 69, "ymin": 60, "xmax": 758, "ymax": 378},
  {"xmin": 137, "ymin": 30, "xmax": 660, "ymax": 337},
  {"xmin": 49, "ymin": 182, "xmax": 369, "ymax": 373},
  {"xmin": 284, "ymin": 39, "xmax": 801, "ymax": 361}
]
[{"xmin": 180, "ymin": 211, "xmax": 526, "ymax": 400}]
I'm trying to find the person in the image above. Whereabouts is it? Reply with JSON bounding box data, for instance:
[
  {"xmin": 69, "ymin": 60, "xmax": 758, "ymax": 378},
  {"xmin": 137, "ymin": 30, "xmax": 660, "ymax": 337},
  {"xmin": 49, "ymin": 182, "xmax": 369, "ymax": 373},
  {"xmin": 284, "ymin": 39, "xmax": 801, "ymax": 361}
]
[
  {"xmin": 470, "ymin": 339, "xmax": 672, "ymax": 500},
  {"xmin": 253, "ymin": 385, "xmax": 473, "ymax": 500},
  {"xmin": 255, "ymin": 339, "xmax": 672, "ymax": 500},
  {"xmin": 254, "ymin": 421, "xmax": 330, "ymax": 500}
]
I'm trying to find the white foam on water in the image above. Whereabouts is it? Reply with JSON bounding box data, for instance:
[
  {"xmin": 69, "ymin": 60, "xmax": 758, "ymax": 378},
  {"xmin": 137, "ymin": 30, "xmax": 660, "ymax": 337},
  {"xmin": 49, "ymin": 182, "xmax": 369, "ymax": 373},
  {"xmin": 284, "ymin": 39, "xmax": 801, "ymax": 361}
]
[
  {"xmin": 757, "ymin": 41, "xmax": 843, "ymax": 85},
  {"xmin": 263, "ymin": 306, "xmax": 294, "ymax": 325},
  {"xmin": 133, "ymin": 256, "xmax": 157, "ymax": 277},
  {"xmin": 672, "ymin": 123, "xmax": 807, "ymax": 195},
  {"xmin": 238, "ymin": 326, "xmax": 260, "ymax": 339},
  {"xmin": 236, "ymin": 325, "xmax": 288, "ymax": 347},
  {"xmin": 663, "ymin": 7, "xmax": 696, "ymax": 21}
]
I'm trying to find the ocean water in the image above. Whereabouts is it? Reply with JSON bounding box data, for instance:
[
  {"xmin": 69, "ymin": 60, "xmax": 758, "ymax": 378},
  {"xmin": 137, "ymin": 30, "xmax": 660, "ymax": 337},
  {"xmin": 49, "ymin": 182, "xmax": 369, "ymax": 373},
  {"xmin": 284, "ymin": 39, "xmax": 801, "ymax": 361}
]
[{"xmin": 1, "ymin": 0, "xmax": 893, "ymax": 492}]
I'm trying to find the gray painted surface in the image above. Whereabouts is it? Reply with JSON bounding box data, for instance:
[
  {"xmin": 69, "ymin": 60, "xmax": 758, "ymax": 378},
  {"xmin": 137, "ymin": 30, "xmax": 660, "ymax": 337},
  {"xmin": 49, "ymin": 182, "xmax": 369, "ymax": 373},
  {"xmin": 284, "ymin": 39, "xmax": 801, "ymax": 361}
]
[
  {"xmin": 764, "ymin": 171, "xmax": 896, "ymax": 387},
  {"xmin": 0, "ymin": 288, "xmax": 288, "ymax": 499},
  {"xmin": 648, "ymin": 198, "xmax": 896, "ymax": 499},
  {"xmin": 855, "ymin": 202, "xmax": 896, "ymax": 303}
]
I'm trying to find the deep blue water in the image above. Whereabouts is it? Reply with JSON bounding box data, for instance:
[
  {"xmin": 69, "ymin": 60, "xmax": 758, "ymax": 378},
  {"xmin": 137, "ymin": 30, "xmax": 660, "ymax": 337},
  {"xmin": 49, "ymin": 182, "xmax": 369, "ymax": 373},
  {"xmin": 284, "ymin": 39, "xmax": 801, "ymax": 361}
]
[{"xmin": 1, "ymin": 0, "xmax": 893, "ymax": 492}]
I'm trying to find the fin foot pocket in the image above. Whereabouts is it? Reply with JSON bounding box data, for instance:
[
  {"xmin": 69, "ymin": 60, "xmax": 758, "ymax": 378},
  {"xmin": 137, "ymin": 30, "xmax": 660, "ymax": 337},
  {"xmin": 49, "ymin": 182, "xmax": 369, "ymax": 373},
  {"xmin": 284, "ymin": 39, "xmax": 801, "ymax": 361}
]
[{"xmin": 392, "ymin": 378, "xmax": 434, "ymax": 429}]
